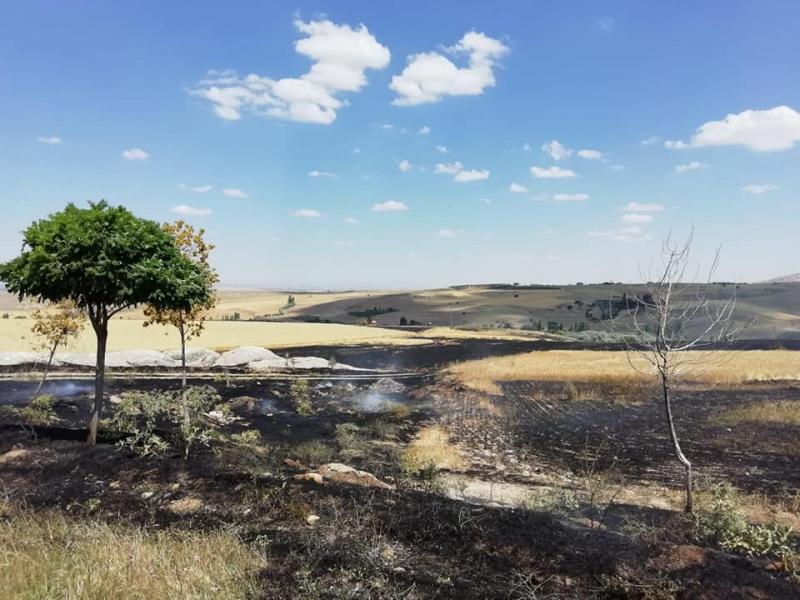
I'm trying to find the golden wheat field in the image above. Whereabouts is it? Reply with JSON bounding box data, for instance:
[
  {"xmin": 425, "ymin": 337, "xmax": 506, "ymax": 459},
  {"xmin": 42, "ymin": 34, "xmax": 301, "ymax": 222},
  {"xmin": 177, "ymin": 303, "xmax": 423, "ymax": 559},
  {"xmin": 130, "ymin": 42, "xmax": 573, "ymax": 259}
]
[{"xmin": 448, "ymin": 350, "xmax": 800, "ymax": 393}]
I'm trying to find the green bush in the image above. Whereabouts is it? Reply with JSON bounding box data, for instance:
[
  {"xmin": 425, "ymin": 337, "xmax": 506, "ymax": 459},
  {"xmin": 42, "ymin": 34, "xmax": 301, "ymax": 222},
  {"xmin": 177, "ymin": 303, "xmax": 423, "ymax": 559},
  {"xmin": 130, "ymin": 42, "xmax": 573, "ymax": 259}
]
[
  {"xmin": 19, "ymin": 394, "xmax": 57, "ymax": 424},
  {"xmin": 692, "ymin": 483, "xmax": 796, "ymax": 559},
  {"xmin": 289, "ymin": 380, "xmax": 313, "ymax": 416}
]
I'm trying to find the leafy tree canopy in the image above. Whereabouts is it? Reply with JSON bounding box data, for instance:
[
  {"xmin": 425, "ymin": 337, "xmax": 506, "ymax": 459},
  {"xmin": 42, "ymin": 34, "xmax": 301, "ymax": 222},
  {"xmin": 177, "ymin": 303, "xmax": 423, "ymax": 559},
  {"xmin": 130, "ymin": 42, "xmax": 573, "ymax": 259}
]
[{"xmin": 0, "ymin": 201, "xmax": 211, "ymax": 321}]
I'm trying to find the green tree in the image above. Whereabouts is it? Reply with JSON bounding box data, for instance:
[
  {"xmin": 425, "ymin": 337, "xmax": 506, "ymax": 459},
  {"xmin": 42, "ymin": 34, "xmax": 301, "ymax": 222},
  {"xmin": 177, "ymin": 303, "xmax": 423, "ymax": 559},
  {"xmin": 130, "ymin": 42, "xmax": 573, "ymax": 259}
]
[{"xmin": 0, "ymin": 201, "xmax": 212, "ymax": 444}]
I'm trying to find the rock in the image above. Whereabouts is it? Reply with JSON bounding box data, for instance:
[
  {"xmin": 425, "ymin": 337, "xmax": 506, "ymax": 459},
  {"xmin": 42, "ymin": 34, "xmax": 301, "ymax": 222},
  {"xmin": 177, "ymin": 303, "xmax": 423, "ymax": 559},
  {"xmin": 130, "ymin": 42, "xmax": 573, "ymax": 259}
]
[
  {"xmin": 284, "ymin": 458, "xmax": 306, "ymax": 470},
  {"xmin": 0, "ymin": 448, "xmax": 31, "ymax": 464},
  {"xmin": 229, "ymin": 396, "xmax": 258, "ymax": 412},
  {"xmin": 216, "ymin": 346, "xmax": 282, "ymax": 368},
  {"xmin": 294, "ymin": 472, "xmax": 324, "ymax": 484},
  {"xmin": 167, "ymin": 497, "xmax": 204, "ymax": 515},
  {"xmin": 306, "ymin": 514, "xmax": 320, "ymax": 525},
  {"xmin": 317, "ymin": 463, "xmax": 396, "ymax": 491},
  {"xmin": 205, "ymin": 410, "xmax": 239, "ymax": 425},
  {"xmin": 140, "ymin": 491, "xmax": 155, "ymax": 500}
]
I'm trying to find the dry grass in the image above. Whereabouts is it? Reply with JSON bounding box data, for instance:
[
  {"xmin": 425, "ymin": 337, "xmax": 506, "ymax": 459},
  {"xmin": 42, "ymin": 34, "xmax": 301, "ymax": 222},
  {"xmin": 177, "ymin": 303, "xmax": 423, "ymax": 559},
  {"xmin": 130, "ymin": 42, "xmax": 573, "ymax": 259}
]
[
  {"xmin": 719, "ymin": 400, "xmax": 800, "ymax": 427},
  {"xmin": 402, "ymin": 425, "xmax": 465, "ymax": 473},
  {"xmin": 0, "ymin": 509, "xmax": 265, "ymax": 599},
  {"xmin": 448, "ymin": 350, "xmax": 800, "ymax": 394}
]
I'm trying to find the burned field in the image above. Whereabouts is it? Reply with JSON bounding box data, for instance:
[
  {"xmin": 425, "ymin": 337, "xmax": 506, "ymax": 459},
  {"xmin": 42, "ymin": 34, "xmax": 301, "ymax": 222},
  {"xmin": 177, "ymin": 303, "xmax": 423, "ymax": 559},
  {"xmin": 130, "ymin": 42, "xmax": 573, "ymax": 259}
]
[{"xmin": 1, "ymin": 343, "xmax": 799, "ymax": 598}]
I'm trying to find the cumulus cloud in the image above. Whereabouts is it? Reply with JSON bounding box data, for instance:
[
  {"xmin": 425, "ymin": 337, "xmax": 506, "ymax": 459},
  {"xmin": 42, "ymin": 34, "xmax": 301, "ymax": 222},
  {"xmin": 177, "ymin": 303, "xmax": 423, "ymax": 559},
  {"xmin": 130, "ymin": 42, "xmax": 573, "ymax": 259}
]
[
  {"xmin": 223, "ymin": 188, "xmax": 249, "ymax": 198},
  {"xmin": 36, "ymin": 136, "xmax": 62, "ymax": 145},
  {"xmin": 308, "ymin": 169, "xmax": 339, "ymax": 178},
  {"xmin": 398, "ymin": 159, "xmax": 412, "ymax": 172},
  {"xmin": 531, "ymin": 166, "xmax": 576, "ymax": 179},
  {"xmin": 675, "ymin": 161, "xmax": 708, "ymax": 174},
  {"xmin": 371, "ymin": 200, "xmax": 408, "ymax": 212},
  {"xmin": 435, "ymin": 145, "xmax": 449, "ymax": 154},
  {"xmin": 621, "ymin": 213, "xmax": 654, "ymax": 224},
  {"xmin": 390, "ymin": 31, "xmax": 508, "ymax": 106},
  {"xmin": 178, "ymin": 184, "xmax": 213, "ymax": 193},
  {"xmin": 589, "ymin": 226, "xmax": 651, "ymax": 242},
  {"xmin": 640, "ymin": 136, "xmax": 661, "ymax": 145},
  {"xmin": 434, "ymin": 161, "xmax": 489, "ymax": 182},
  {"xmin": 621, "ymin": 202, "xmax": 664, "ymax": 212},
  {"xmin": 553, "ymin": 193, "xmax": 589, "ymax": 202},
  {"xmin": 436, "ymin": 229, "xmax": 462, "ymax": 238},
  {"xmin": 508, "ymin": 182, "xmax": 528, "ymax": 193},
  {"xmin": 454, "ymin": 168, "xmax": 489, "ymax": 182},
  {"xmin": 170, "ymin": 204, "xmax": 212, "ymax": 216},
  {"xmin": 122, "ymin": 148, "xmax": 149, "ymax": 160},
  {"xmin": 665, "ymin": 106, "xmax": 800, "ymax": 152},
  {"xmin": 291, "ymin": 208, "xmax": 322, "ymax": 218},
  {"xmin": 418, "ymin": 126, "xmax": 431, "ymax": 135},
  {"xmin": 741, "ymin": 183, "xmax": 779, "ymax": 194},
  {"xmin": 577, "ymin": 149, "xmax": 604, "ymax": 160},
  {"xmin": 542, "ymin": 140, "xmax": 572, "ymax": 160},
  {"xmin": 191, "ymin": 19, "xmax": 390, "ymax": 124}
]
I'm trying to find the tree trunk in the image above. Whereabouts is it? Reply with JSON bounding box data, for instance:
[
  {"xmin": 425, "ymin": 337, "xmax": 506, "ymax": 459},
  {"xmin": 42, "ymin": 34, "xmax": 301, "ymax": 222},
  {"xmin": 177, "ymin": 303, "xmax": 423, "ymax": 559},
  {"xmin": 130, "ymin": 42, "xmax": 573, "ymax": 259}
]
[
  {"xmin": 180, "ymin": 324, "xmax": 187, "ymax": 390},
  {"xmin": 87, "ymin": 323, "xmax": 108, "ymax": 445},
  {"xmin": 662, "ymin": 373, "xmax": 693, "ymax": 512},
  {"xmin": 34, "ymin": 341, "xmax": 59, "ymax": 397}
]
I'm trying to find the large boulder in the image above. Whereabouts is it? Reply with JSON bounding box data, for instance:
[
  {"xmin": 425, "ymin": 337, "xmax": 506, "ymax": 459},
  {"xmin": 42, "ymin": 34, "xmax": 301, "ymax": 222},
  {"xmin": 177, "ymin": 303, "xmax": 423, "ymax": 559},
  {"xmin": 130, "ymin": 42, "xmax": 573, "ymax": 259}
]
[{"xmin": 216, "ymin": 346, "xmax": 282, "ymax": 368}]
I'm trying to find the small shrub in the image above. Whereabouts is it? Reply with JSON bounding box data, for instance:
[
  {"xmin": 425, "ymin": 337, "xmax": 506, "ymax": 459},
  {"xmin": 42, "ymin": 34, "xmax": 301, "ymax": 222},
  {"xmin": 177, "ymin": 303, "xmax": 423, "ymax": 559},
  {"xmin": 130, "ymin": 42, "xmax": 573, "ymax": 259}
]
[
  {"xmin": 20, "ymin": 394, "xmax": 57, "ymax": 424},
  {"xmin": 109, "ymin": 391, "xmax": 171, "ymax": 456},
  {"xmin": 335, "ymin": 422, "xmax": 363, "ymax": 458},
  {"xmin": 230, "ymin": 430, "xmax": 263, "ymax": 446},
  {"xmin": 289, "ymin": 380, "xmax": 314, "ymax": 416},
  {"xmin": 291, "ymin": 440, "xmax": 335, "ymax": 466},
  {"xmin": 692, "ymin": 483, "xmax": 797, "ymax": 559}
]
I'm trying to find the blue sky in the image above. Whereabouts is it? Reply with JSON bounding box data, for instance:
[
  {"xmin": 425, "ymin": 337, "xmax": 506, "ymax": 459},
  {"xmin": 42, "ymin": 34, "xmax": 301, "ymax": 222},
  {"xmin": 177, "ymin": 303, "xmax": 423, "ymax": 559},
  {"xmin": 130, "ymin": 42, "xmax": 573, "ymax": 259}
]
[{"xmin": 1, "ymin": 1, "xmax": 798, "ymax": 288}]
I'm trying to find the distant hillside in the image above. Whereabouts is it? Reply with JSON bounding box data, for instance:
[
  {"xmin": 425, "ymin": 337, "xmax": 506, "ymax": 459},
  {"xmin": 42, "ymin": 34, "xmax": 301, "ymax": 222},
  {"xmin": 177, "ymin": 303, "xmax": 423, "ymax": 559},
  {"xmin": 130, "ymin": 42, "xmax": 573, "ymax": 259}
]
[{"xmin": 765, "ymin": 273, "xmax": 800, "ymax": 283}]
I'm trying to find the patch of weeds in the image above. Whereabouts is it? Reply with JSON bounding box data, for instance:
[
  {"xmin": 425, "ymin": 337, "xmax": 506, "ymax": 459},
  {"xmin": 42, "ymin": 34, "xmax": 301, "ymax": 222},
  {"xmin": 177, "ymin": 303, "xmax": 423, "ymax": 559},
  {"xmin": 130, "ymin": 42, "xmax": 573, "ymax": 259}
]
[
  {"xmin": 289, "ymin": 380, "xmax": 314, "ymax": 416},
  {"xmin": 692, "ymin": 482, "xmax": 797, "ymax": 562},
  {"xmin": 290, "ymin": 440, "xmax": 336, "ymax": 467},
  {"xmin": 597, "ymin": 574, "xmax": 680, "ymax": 600},
  {"xmin": 20, "ymin": 394, "xmax": 57, "ymax": 424},
  {"xmin": 363, "ymin": 417, "xmax": 400, "ymax": 439},
  {"xmin": 335, "ymin": 422, "xmax": 365, "ymax": 459}
]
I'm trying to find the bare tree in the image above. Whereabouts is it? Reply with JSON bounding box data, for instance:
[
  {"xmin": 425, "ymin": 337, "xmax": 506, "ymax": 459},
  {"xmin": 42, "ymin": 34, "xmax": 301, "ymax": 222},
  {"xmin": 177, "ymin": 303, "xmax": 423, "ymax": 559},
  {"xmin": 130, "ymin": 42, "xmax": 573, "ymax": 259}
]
[{"xmin": 623, "ymin": 232, "xmax": 743, "ymax": 512}]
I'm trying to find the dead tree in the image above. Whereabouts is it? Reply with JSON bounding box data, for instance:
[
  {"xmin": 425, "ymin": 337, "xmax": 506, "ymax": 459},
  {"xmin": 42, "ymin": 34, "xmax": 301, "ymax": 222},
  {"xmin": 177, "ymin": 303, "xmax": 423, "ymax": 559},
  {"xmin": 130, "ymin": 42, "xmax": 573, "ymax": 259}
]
[{"xmin": 624, "ymin": 232, "xmax": 742, "ymax": 512}]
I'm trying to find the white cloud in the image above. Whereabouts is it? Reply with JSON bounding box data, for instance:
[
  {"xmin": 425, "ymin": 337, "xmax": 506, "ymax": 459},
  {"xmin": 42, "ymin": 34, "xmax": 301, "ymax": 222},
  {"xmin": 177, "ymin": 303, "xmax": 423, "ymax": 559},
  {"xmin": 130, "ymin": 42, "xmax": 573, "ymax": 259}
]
[
  {"xmin": 390, "ymin": 31, "xmax": 508, "ymax": 106},
  {"xmin": 640, "ymin": 136, "xmax": 660, "ymax": 145},
  {"xmin": 741, "ymin": 183, "xmax": 779, "ymax": 195},
  {"xmin": 434, "ymin": 161, "xmax": 464, "ymax": 175},
  {"xmin": 36, "ymin": 136, "xmax": 62, "ymax": 145},
  {"xmin": 381, "ymin": 123, "xmax": 394, "ymax": 130},
  {"xmin": 418, "ymin": 126, "xmax": 431, "ymax": 135},
  {"xmin": 223, "ymin": 188, "xmax": 249, "ymax": 198},
  {"xmin": 577, "ymin": 149, "xmax": 604, "ymax": 160},
  {"xmin": 675, "ymin": 161, "xmax": 708, "ymax": 174},
  {"xmin": 542, "ymin": 140, "xmax": 572, "ymax": 160},
  {"xmin": 553, "ymin": 193, "xmax": 589, "ymax": 202},
  {"xmin": 436, "ymin": 228, "xmax": 462, "ymax": 238},
  {"xmin": 343, "ymin": 217, "xmax": 359, "ymax": 224},
  {"xmin": 191, "ymin": 19, "xmax": 390, "ymax": 124},
  {"xmin": 665, "ymin": 106, "xmax": 800, "ymax": 152},
  {"xmin": 434, "ymin": 161, "xmax": 488, "ymax": 182},
  {"xmin": 508, "ymin": 182, "xmax": 528, "ymax": 193},
  {"xmin": 291, "ymin": 208, "xmax": 322, "ymax": 218},
  {"xmin": 664, "ymin": 140, "xmax": 689, "ymax": 149},
  {"xmin": 454, "ymin": 168, "xmax": 489, "ymax": 182},
  {"xmin": 122, "ymin": 148, "xmax": 149, "ymax": 160},
  {"xmin": 352, "ymin": 147, "xmax": 361, "ymax": 154},
  {"xmin": 398, "ymin": 159, "xmax": 412, "ymax": 172},
  {"xmin": 622, "ymin": 202, "xmax": 664, "ymax": 212},
  {"xmin": 170, "ymin": 204, "xmax": 212, "ymax": 216},
  {"xmin": 621, "ymin": 213, "xmax": 654, "ymax": 224},
  {"xmin": 308, "ymin": 169, "xmax": 338, "ymax": 178},
  {"xmin": 178, "ymin": 184, "xmax": 214, "ymax": 193},
  {"xmin": 435, "ymin": 145, "xmax": 449, "ymax": 154},
  {"xmin": 589, "ymin": 226, "xmax": 651, "ymax": 242},
  {"xmin": 481, "ymin": 198, "xmax": 492, "ymax": 204},
  {"xmin": 531, "ymin": 166, "xmax": 577, "ymax": 179},
  {"xmin": 371, "ymin": 200, "xmax": 408, "ymax": 212},
  {"xmin": 610, "ymin": 164, "xmax": 624, "ymax": 171},
  {"xmin": 522, "ymin": 143, "xmax": 532, "ymax": 151}
]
